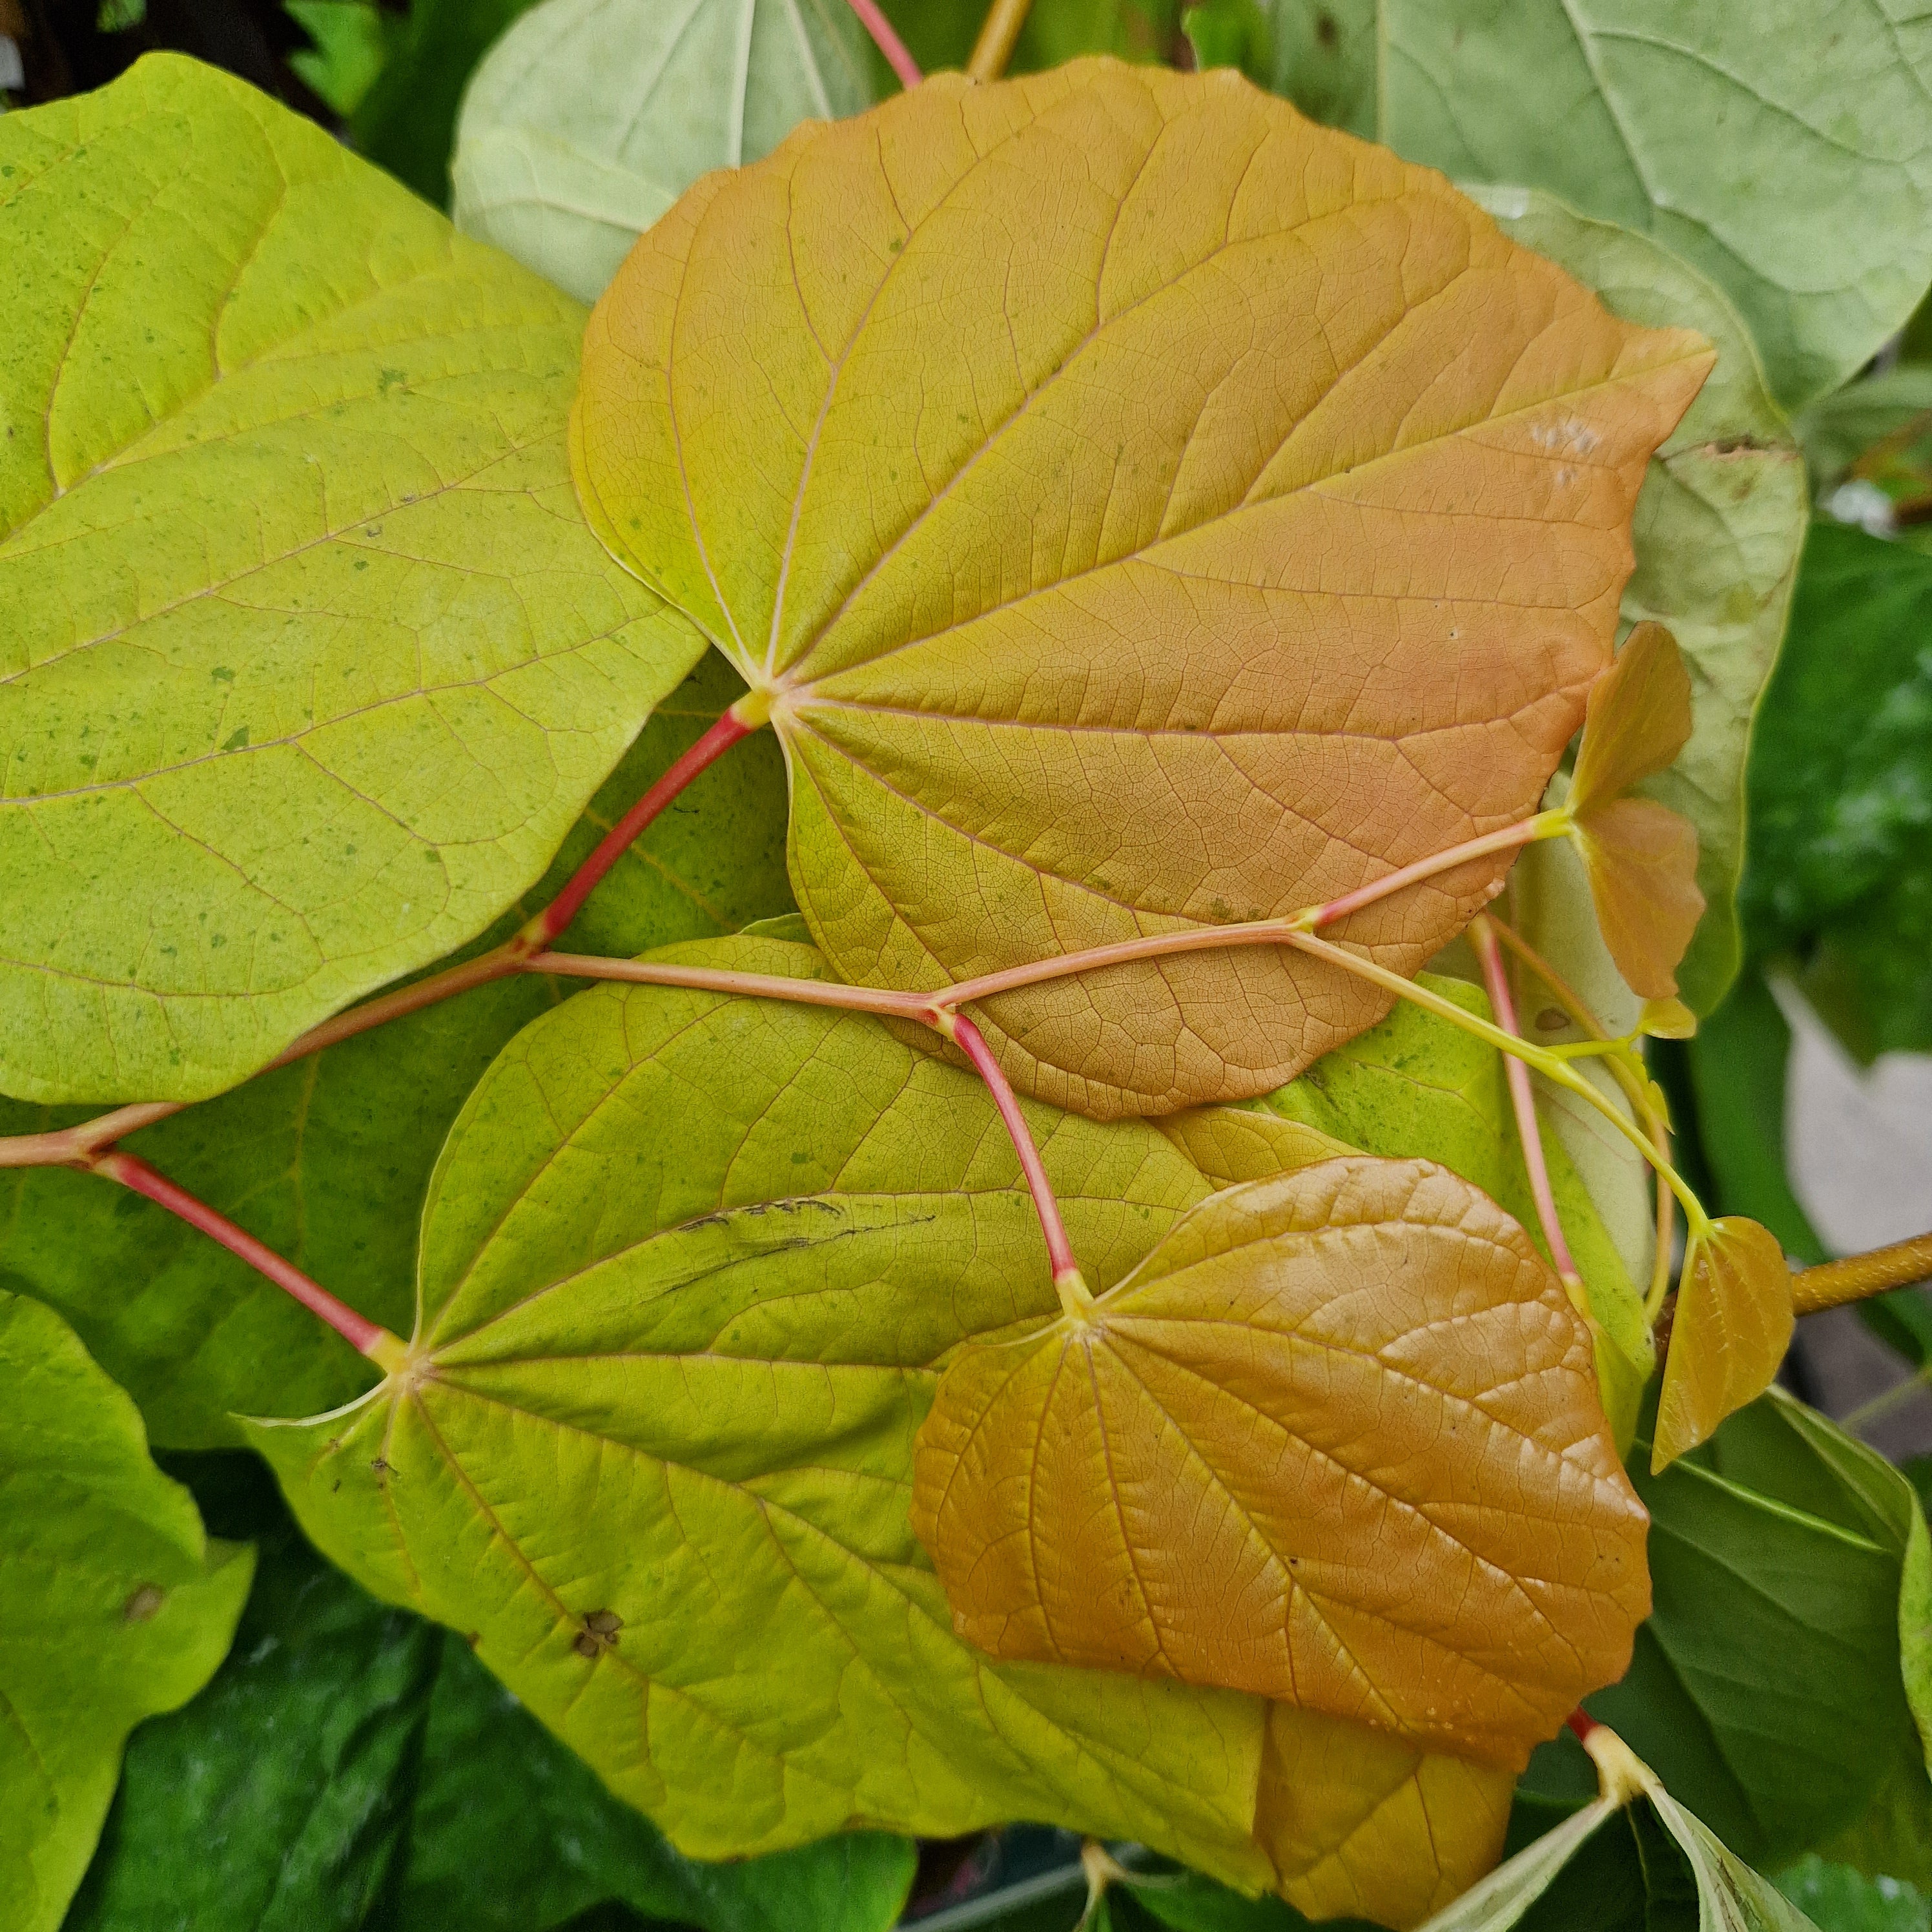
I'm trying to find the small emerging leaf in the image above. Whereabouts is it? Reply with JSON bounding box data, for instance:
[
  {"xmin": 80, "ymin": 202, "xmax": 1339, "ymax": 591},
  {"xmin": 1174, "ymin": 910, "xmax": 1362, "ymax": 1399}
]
[
  {"xmin": 1256, "ymin": 1704, "xmax": 1512, "ymax": 1929},
  {"xmin": 1570, "ymin": 622, "xmax": 1695, "ymax": 818},
  {"xmin": 1574, "ymin": 797, "xmax": 1705, "ymax": 1000},
  {"xmin": 1638, "ymin": 997, "xmax": 1697, "ymax": 1040},
  {"xmin": 575, "ymin": 59, "xmax": 1711, "ymax": 1118},
  {"xmin": 1653, "ymin": 1218, "xmax": 1794, "ymax": 1472},
  {"xmin": 912, "ymin": 1156, "xmax": 1650, "ymax": 1767}
]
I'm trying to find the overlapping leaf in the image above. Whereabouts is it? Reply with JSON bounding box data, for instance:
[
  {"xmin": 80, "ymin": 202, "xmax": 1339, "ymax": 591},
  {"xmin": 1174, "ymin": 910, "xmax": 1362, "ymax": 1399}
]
[
  {"xmin": 0, "ymin": 1293, "xmax": 253, "ymax": 1932},
  {"xmin": 574, "ymin": 57, "xmax": 1711, "ymax": 1120},
  {"xmin": 1474, "ymin": 189, "xmax": 1808, "ymax": 1015},
  {"xmin": 912, "ymin": 1157, "xmax": 1650, "ymax": 1767},
  {"xmin": 1259, "ymin": 970, "xmax": 1652, "ymax": 1438},
  {"xmin": 453, "ymin": 0, "xmax": 876, "ymax": 303},
  {"xmin": 1258, "ymin": 0, "xmax": 1932, "ymax": 411},
  {"xmin": 245, "ymin": 933, "xmax": 1355, "ymax": 1882},
  {"xmin": 0, "ymin": 655, "xmax": 794, "ymax": 1447},
  {"xmin": 1255, "ymin": 1705, "xmax": 1513, "ymax": 1929},
  {"xmin": 0, "ymin": 54, "xmax": 706, "ymax": 1104}
]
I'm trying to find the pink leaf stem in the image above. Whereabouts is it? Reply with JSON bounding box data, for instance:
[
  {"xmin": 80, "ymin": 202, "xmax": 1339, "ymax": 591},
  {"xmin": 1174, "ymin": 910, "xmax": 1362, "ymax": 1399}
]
[{"xmin": 844, "ymin": 0, "xmax": 922, "ymax": 88}]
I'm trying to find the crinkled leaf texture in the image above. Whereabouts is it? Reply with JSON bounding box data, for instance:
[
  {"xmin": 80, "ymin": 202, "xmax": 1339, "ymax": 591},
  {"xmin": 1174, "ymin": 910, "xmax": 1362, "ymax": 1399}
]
[
  {"xmin": 0, "ymin": 653, "xmax": 794, "ymax": 1450},
  {"xmin": 1474, "ymin": 188, "xmax": 1807, "ymax": 1016},
  {"xmin": 244, "ymin": 934, "xmax": 1349, "ymax": 1883},
  {"xmin": 0, "ymin": 53, "xmax": 704, "ymax": 1105},
  {"xmin": 573, "ymin": 57, "xmax": 1711, "ymax": 1120},
  {"xmin": 453, "ymin": 0, "xmax": 876, "ymax": 303},
  {"xmin": 0, "ymin": 1292, "xmax": 253, "ymax": 1932},
  {"xmin": 912, "ymin": 1157, "xmax": 1650, "ymax": 1769}
]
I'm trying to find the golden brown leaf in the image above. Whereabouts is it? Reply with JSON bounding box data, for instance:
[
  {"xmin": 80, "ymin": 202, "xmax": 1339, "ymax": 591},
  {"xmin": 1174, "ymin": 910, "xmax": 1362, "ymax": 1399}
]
[
  {"xmin": 1653, "ymin": 1217, "xmax": 1794, "ymax": 1470},
  {"xmin": 1569, "ymin": 621, "xmax": 1696, "ymax": 817},
  {"xmin": 1256, "ymin": 1705, "xmax": 1513, "ymax": 1929},
  {"xmin": 1574, "ymin": 797, "xmax": 1705, "ymax": 999},
  {"xmin": 575, "ymin": 61, "xmax": 1713, "ymax": 1118},
  {"xmin": 910, "ymin": 1156, "xmax": 1650, "ymax": 1767}
]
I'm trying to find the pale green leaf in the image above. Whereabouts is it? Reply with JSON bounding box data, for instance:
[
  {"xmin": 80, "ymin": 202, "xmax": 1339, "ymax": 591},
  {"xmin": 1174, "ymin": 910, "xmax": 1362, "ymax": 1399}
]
[
  {"xmin": 0, "ymin": 53, "xmax": 706, "ymax": 1104},
  {"xmin": 1470, "ymin": 188, "xmax": 1807, "ymax": 1014},
  {"xmin": 453, "ymin": 0, "xmax": 876, "ymax": 305},
  {"xmin": 1649, "ymin": 1788, "xmax": 1821, "ymax": 1932},
  {"xmin": 1410, "ymin": 1798, "xmax": 1619, "ymax": 1932},
  {"xmin": 1262, "ymin": 1, "xmax": 1932, "ymax": 411},
  {"xmin": 0, "ymin": 654, "xmax": 794, "ymax": 1448},
  {"xmin": 244, "ymin": 934, "xmax": 1341, "ymax": 1879},
  {"xmin": 0, "ymin": 1291, "xmax": 253, "ymax": 1932},
  {"xmin": 1257, "ymin": 971, "xmax": 1652, "ymax": 1441},
  {"xmin": 1795, "ymin": 368, "xmax": 1932, "ymax": 500}
]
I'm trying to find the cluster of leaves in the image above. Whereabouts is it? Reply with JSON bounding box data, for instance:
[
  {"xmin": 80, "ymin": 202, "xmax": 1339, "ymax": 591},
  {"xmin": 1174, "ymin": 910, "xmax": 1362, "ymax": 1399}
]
[{"xmin": 5, "ymin": 4, "xmax": 1932, "ymax": 1932}]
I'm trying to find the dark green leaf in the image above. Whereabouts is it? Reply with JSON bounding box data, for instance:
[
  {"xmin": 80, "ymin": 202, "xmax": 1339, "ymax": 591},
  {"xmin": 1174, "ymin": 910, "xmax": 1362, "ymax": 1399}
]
[
  {"xmin": 0, "ymin": 655, "xmax": 794, "ymax": 1448},
  {"xmin": 1742, "ymin": 521, "xmax": 1932, "ymax": 1056},
  {"xmin": 1774, "ymin": 1856, "xmax": 1931, "ymax": 1932},
  {"xmin": 389, "ymin": 1634, "xmax": 914, "ymax": 1932},
  {"xmin": 1686, "ymin": 967, "xmax": 1827, "ymax": 1264},
  {"xmin": 64, "ymin": 1459, "xmax": 440, "ymax": 1932},
  {"xmin": 1589, "ymin": 1395, "xmax": 1920, "ymax": 1867}
]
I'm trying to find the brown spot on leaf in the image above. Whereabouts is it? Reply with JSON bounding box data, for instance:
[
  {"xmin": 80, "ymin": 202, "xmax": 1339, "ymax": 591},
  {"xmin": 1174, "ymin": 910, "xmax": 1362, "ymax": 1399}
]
[{"xmin": 122, "ymin": 1585, "xmax": 165, "ymax": 1623}]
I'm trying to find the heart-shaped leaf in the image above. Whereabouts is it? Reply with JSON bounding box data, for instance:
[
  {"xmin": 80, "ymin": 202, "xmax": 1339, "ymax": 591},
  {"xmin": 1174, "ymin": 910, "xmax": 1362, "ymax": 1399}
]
[
  {"xmin": 244, "ymin": 933, "xmax": 1347, "ymax": 1881},
  {"xmin": 573, "ymin": 59, "xmax": 1712, "ymax": 1119},
  {"xmin": 0, "ymin": 54, "xmax": 705, "ymax": 1105},
  {"xmin": 1257, "ymin": 1704, "xmax": 1513, "ymax": 1929},
  {"xmin": 1653, "ymin": 1218, "xmax": 1793, "ymax": 1470},
  {"xmin": 453, "ymin": 0, "xmax": 876, "ymax": 303},
  {"xmin": 0, "ymin": 1291, "xmax": 253, "ymax": 1932},
  {"xmin": 910, "ymin": 1156, "xmax": 1651, "ymax": 1767}
]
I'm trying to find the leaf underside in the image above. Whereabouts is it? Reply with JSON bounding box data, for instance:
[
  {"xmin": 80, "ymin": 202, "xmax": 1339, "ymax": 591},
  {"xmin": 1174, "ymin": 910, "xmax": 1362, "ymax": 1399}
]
[
  {"xmin": 574, "ymin": 57, "xmax": 1712, "ymax": 1119},
  {"xmin": 0, "ymin": 53, "xmax": 704, "ymax": 1104}
]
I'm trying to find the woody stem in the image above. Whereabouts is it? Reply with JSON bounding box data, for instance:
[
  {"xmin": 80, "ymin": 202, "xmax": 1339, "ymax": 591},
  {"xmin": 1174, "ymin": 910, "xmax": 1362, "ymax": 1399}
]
[
  {"xmin": 1793, "ymin": 1233, "xmax": 1932, "ymax": 1314},
  {"xmin": 1470, "ymin": 917, "xmax": 1585, "ymax": 1291}
]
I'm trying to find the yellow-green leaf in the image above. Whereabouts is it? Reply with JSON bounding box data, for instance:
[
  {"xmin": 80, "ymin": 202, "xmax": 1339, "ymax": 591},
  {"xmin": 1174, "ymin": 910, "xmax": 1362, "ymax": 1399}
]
[
  {"xmin": 0, "ymin": 1291, "xmax": 253, "ymax": 1932},
  {"xmin": 0, "ymin": 54, "xmax": 704, "ymax": 1104},
  {"xmin": 1256, "ymin": 1704, "xmax": 1514, "ymax": 1929},
  {"xmin": 911, "ymin": 1157, "xmax": 1650, "ymax": 1767},
  {"xmin": 573, "ymin": 59, "xmax": 1711, "ymax": 1120},
  {"xmin": 1653, "ymin": 1217, "xmax": 1794, "ymax": 1470},
  {"xmin": 243, "ymin": 934, "xmax": 1341, "ymax": 1882}
]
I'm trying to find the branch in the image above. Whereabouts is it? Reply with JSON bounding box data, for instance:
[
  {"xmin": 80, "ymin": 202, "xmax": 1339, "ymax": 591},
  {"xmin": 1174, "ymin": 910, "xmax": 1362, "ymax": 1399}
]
[
  {"xmin": 1793, "ymin": 1233, "xmax": 1932, "ymax": 1314},
  {"xmin": 968, "ymin": 0, "xmax": 1033, "ymax": 79}
]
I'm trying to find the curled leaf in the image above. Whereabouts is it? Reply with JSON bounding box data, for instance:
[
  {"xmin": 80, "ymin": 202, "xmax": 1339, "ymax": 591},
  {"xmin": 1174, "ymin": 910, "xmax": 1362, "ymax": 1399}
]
[
  {"xmin": 574, "ymin": 59, "xmax": 1712, "ymax": 1118},
  {"xmin": 1570, "ymin": 621, "xmax": 1696, "ymax": 817},
  {"xmin": 910, "ymin": 1156, "xmax": 1651, "ymax": 1767},
  {"xmin": 1256, "ymin": 1705, "xmax": 1513, "ymax": 1929},
  {"xmin": 1653, "ymin": 1218, "xmax": 1794, "ymax": 1472},
  {"xmin": 1638, "ymin": 998, "xmax": 1697, "ymax": 1040},
  {"xmin": 1574, "ymin": 798, "xmax": 1705, "ymax": 1001}
]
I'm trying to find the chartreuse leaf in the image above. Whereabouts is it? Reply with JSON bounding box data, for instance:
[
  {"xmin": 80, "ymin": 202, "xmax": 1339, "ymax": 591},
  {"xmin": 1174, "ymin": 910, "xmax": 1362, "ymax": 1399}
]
[
  {"xmin": 1594, "ymin": 1393, "xmax": 1928, "ymax": 1868},
  {"xmin": 397, "ymin": 1634, "xmax": 916, "ymax": 1932},
  {"xmin": 1260, "ymin": 970, "xmax": 1652, "ymax": 1439},
  {"xmin": 0, "ymin": 1293, "xmax": 252, "ymax": 1932},
  {"xmin": 0, "ymin": 653, "xmax": 794, "ymax": 1448},
  {"xmin": 1472, "ymin": 188, "xmax": 1807, "ymax": 1016},
  {"xmin": 912, "ymin": 1157, "xmax": 1650, "ymax": 1769},
  {"xmin": 453, "ymin": 0, "xmax": 875, "ymax": 304},
  {"xmin": 0, "ymin": 53, "xmax": 705, "ymax": 1105},
  {"xmin": 1652, "ymin": 1217, "xmax": 1793, "ymax": 1469},
  {"xmin": 63, "ymin": 1454, "xmax": 441, "ymax": 1932},
  {"xmin": 242, "ymin": 933, "xmax": 1346, "ymax": 1882},
  {"xmin": 574, "ymin": 59, "xmax": 1711, "ymax": 1120},
  {"xmin": 1253, "ymin": 1706, "xmax": 1512, "ymax": 1929},
  {"xmin": 1264, "ymin": 2, "xmax": 1932, "ymax": 411}
]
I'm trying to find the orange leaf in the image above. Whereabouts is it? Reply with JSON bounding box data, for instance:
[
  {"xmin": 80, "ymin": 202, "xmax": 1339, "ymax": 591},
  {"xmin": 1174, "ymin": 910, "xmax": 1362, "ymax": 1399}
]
[
  {"xmin": 1574, "ymin": 797, "xmax": 1704, "ymax": 999},
  {"xmin": 910, "ymin": 1156, "xmax": 1650, "ymax": 1767},
  {"xmin": 1256, "ymin": 1705, "xmax": 1513, "ymax": 1929},
  {"xmin": 1569, "ymin": 621, "xmax": 1695, "ymax": 817},
  {"xmin": 575, "ymin": 61, "xmax": 1713, "ymax": 1118},
  {"xmin": 1653, "ymin": 1217, "xmax": 1794, "ymax": 1470}
]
